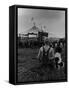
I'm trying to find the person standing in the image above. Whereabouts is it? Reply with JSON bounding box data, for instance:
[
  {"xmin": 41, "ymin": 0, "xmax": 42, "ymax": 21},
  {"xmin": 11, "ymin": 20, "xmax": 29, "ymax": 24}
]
[{"xmin": 37, "ymin": 38, "xmax": 55, "ymax": 69}]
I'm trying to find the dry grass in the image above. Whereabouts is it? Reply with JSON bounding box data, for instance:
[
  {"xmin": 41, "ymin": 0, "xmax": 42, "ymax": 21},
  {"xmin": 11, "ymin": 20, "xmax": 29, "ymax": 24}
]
[{"xmin": 18, "ymin": 48, "xmax": 66, "ymax": 82}]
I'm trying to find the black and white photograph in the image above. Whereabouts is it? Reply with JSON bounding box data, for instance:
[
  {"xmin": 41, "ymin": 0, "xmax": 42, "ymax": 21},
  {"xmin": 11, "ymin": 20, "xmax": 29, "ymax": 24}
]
[{"xmin": 17, "ymin": 7, "xmax": 67, "ymax": 83}]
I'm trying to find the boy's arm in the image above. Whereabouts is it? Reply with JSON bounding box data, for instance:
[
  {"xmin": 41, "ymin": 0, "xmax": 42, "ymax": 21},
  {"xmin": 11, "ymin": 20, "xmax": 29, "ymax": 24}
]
[{"xmin": 37, "ymin": 47, "xmax": 43, "ymax": 62}]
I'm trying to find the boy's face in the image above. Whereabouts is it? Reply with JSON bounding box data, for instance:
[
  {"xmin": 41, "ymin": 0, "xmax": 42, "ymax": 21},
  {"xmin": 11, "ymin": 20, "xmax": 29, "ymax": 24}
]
[{"xmin": 43, "ymin": 37, "xmax": 49, "ymax": 45}]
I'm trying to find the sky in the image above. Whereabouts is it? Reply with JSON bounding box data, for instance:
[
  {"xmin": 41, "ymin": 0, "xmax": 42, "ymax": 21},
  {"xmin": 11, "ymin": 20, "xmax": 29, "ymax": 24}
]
[{"xmin": 18, "ymin": 8, "xmax": 65, "ymax": 38}]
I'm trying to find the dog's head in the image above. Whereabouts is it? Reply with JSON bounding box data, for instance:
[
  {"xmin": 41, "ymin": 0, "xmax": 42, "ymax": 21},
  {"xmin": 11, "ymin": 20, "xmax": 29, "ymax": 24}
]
[{"xmin": 55, "ymin": 57, "xmax": 59, "ymax": 63}]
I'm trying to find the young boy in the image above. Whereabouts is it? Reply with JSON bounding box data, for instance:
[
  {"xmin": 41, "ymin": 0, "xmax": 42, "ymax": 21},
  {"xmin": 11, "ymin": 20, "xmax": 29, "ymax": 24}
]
[{"xmin": 37, "ymin": 38, "xmax": 54, "ymax": 69}]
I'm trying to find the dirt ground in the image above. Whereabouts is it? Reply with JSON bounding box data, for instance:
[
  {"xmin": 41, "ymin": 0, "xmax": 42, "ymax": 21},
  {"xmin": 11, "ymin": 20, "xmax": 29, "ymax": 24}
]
[{"xmin": 18, "ymin": 48, "xmax": 66, "ymax": 83}]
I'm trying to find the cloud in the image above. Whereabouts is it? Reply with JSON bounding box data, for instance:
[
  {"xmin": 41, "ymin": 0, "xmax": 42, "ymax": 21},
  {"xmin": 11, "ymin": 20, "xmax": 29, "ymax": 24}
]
[{"xmin": 18, "ymin": 8, "xmax": 65, "ymax": 38}]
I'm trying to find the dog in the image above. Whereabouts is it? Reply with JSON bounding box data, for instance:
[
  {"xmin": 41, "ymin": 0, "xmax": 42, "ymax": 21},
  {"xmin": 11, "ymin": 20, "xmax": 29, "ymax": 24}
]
[{"xmin": 55, "ymin": 52, "xmax": 64, "ymax": 69}]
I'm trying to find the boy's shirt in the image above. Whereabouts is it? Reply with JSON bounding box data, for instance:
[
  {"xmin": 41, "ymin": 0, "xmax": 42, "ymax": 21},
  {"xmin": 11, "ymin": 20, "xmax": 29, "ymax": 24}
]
[{"xmin": 37, "ymin": 45, "xmax": 54, "ymax": 61}]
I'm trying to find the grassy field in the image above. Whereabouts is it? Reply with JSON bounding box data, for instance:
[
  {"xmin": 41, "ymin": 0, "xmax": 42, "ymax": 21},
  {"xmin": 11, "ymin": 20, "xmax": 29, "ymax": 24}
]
[{"xmin": 18, "ymin": 47, "xmax": 66, "ymax": 83}]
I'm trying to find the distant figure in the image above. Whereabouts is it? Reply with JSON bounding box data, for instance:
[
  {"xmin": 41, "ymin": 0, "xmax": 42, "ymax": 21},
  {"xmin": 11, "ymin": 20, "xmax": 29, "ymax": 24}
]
[
  {"xmin": 54, "ymin": 42, "xmax": 58, "ymax": 49},
  {"xmin": 50, "ymin": 43, "xmax": 53, "ymax": 48},
  {"xmin": 37, "ymin": 38, "xmax": 55, "ymax": 69},
  {"xmin": 60, "ymin": 42, "xmax": 63, "ymax": 48}
]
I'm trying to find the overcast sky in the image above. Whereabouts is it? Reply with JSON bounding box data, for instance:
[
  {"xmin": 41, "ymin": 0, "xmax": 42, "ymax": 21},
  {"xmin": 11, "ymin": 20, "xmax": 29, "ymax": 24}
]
[{"xmin": 18, "ymin": 8, "xmax": 65, "ymax": 38}]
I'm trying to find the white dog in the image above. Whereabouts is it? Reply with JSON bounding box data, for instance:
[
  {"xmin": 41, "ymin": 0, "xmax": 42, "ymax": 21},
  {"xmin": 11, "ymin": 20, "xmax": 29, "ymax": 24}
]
[{"xmin": 55, "ymin": 52, "xmax": 64, "ymax": 69}]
